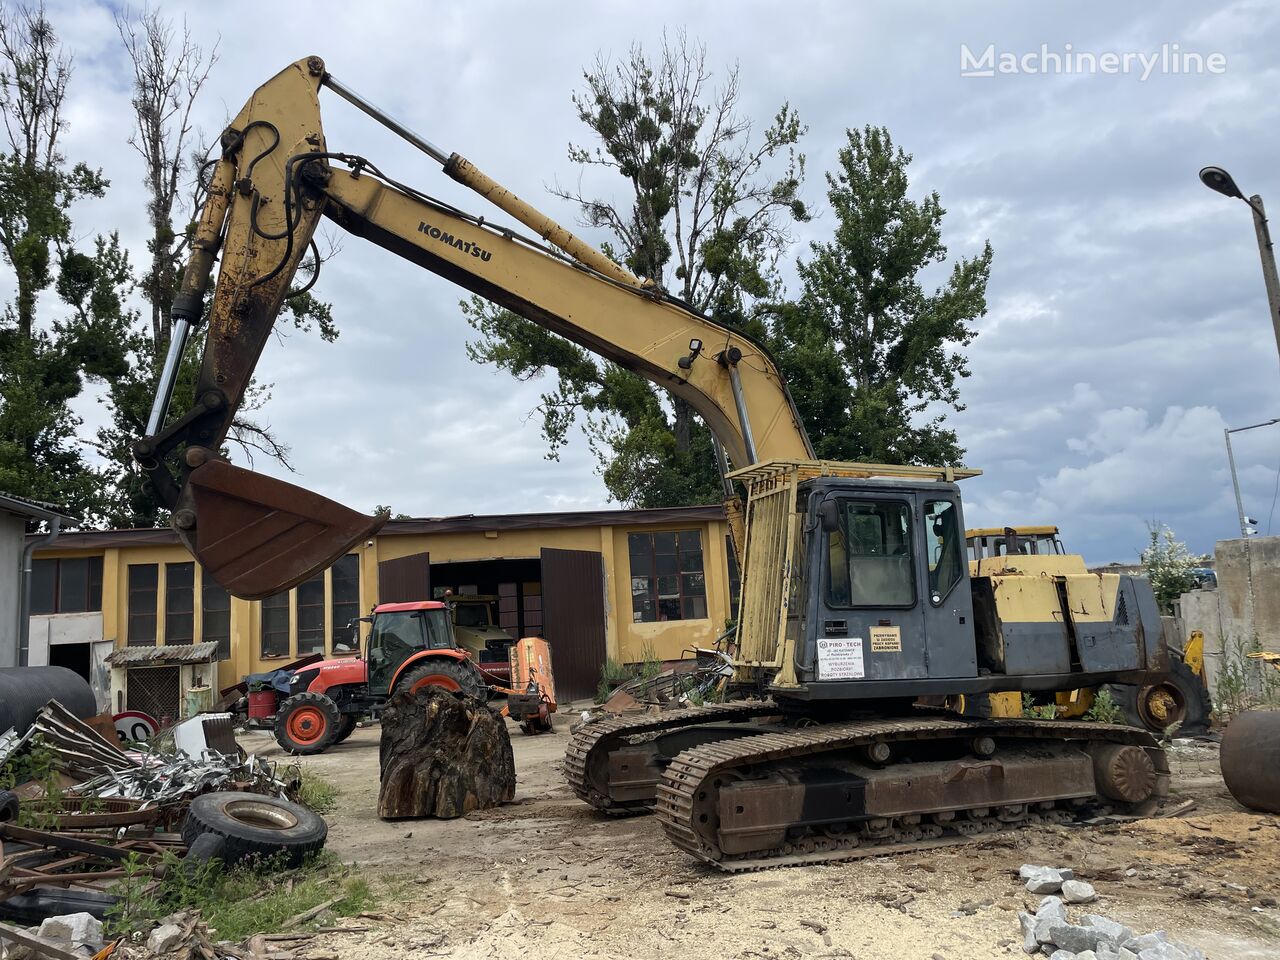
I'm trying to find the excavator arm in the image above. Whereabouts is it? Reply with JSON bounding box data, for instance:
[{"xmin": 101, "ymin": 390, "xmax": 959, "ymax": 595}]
[{"xmin": 134, "ymin": 57, "xmax": 812, "ymax": 599}]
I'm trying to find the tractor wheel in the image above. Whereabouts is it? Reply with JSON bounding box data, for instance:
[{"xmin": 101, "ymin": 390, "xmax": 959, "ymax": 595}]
[
  {"xmin": 274, "ymin": 692, "xmax": 341, "ymax": 755},
  {"xmin": 332, "ymin": 714, "xmax": 358, "ymax": 744},
  {"xmin": 1106, "ymin": 658, "xmax": 1212, "ymax": 737},
  {"xmin": 399, "ymin": 659, "xmax": 486, "ymax": 701}
]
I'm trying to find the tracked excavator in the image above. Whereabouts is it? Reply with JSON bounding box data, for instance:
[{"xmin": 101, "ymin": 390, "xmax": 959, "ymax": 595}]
[{"xmin": 134, "ymin": 58, "xmax": 1174, "ymax": 872}]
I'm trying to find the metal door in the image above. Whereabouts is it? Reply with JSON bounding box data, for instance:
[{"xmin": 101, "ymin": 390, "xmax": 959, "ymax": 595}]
[
  {"xmin": 540, "ymin": 548, "xmax": 606, "ymax": 701},
  {"xmin": 378, "ymin": 552, "xmax": 430, "ymax": 603},
  {"xmin": 917, "ymin": 494, "xmax": 978, "ymax": 679}
]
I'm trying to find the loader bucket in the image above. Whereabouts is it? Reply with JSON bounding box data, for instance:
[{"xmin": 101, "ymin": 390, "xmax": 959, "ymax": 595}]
[{"xmin": 179, "ymin": 459, "xmax": 387, "ymax": 600}]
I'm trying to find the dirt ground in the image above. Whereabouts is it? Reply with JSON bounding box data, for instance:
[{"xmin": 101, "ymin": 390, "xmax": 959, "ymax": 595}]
[{"xmin": 239, "ymin": 717, "xmax": 1280, "ymax": 960}]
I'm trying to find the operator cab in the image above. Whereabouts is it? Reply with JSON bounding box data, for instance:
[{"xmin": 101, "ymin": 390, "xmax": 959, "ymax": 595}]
[
  {"xmin": 803, "ymin": 477, "xmax": 976, "ymax": 688},
  {"xmin": 364, "ymin": 601, "xmax": 454, "ymax": 695}
]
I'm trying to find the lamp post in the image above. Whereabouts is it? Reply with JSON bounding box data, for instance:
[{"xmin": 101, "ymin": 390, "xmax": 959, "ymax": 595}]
[
  {"xmin": 1199, "ymin": 166, "xmax": 1280, "ymax": 369},
  {"xmin": 1224, "ymin": 418, "xmax": 1280, "ymax": 537}
]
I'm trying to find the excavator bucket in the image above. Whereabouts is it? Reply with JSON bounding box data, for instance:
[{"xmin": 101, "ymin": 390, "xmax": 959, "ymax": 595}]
[{"xmin": 179, "ymin": 460, "xmax": 387, "ymax": 600}]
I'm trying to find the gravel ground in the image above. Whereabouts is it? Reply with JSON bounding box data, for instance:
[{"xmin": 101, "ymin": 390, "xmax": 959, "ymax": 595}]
[{"xmin": 238, "ymin": 721, "xmax": 1280, "ymax": 960}]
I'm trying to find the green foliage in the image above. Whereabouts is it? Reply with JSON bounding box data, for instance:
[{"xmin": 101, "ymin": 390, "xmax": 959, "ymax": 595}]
[
  {"xmin": 0, "ymin": 7, "xmax": 116, "ymax": 517},
  {"xmin": 1085, "ymin": 687, "xmax": 1123, "ymax": 724},
  {"xmin": 106, "ymin": 850, "xmax": 371, "ymax": 940},
  {"xmin": 297, "ymin": 766, "xmax": 338, "ymax": 814},
  {"xmin": 1214, "ymin": 633, "xmax": 1280, "ymax": 719},
  {"xmin": 1021, "ymin": 692, "xmax": 1058, "ymax": 721},
  {"xmin": 1141, "ymin": 523, "xmax": 1197, "ymax": 614},
  {"xmin": 0, "ymin": 736, "xmax": 64, "ymax": 828},
  {"xmin": 780, "ymin": 125, "xmax": 992, "ymax": 466},
  {"xmin": 466, "ymin": 34, "xmax": 808, "ymax": 507}
]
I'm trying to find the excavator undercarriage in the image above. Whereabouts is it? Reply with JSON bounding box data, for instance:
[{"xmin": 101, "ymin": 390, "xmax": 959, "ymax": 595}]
[{"xmin": 566, "ymin": 706, "xmax": 1168, "ymax": 871}]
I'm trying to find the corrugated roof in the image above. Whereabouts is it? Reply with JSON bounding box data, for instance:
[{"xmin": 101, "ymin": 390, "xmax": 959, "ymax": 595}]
[
  {"xmin": 37, "ymin": 504, "xmax": 728, "ymax": 551},
  {"xmin": 107, "ymin": 641, "xmax": 220, "ymax": 665},
  {"xmin": 0, "ymin": 491, "xmax": 78, "ymax": 524}
]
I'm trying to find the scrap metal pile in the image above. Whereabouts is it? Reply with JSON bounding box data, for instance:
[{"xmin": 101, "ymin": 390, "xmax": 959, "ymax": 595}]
[
  {"xmin": 1, "ymin": 701, "xmax": 298, "ymax": 820},
  {"xmin": 0, "ymin": 700, "xmax": 301, "ymax": 920}
]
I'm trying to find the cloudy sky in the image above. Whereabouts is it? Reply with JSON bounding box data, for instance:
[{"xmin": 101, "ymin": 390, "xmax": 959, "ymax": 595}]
[{"xmin": 36, "ymin": 0, "xmax": 1280, "ymax": 564}]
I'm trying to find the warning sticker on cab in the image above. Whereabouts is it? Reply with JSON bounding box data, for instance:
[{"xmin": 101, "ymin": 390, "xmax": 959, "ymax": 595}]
[
  {"xmin": 816, "ymin": 637, "xmax": 865, "ymax": 680},
  {"xmin": 870, "ymin": 626, "xmax": 902, "ymax": 652}
]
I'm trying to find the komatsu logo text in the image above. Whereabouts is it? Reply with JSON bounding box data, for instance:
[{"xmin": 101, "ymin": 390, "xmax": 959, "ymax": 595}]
[{"xmin": 417, "ymin": 221, "xmax": 492, "ymax": 262}]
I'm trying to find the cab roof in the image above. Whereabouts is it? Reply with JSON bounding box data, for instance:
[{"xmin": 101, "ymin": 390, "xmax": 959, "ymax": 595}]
[{"xmin": 374, "ymin": 601, "xmax": 447, "ymax": 613}]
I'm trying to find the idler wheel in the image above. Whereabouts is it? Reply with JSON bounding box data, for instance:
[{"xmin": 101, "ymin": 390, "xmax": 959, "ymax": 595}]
[{"xmin": 1091, "ymin": 743, "xmax": 1156, "ymax": 803}]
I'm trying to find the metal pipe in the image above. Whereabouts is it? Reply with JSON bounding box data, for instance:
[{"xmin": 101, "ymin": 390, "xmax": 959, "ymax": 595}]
[
  {"xmin": 724, "ymin": 357, "xmax": 758, "ymax": 464},
  {"xmin": 1224, "ymin": 428, "xmax": 1247, "ymax": 537},
  {"xmin": 145, "ymin": 317, "xmax": 191, "ymax": 436},
  {"xmin": 19, "ymin": 517, "xmax": 62, "ymax": 667},
  {"xmin": 1224, "ymin": 417, "xmax": 1280, "ymax": 537},
  {"xmin": 711, "ymin": 436, "xmax": 734, "ymax": 496},
  {"xmin": 321, "ymin": 74, "xmax": 643, "ymax": 289},
  {"xmin": 321, "ymin": 74, "xmax": 450, "ymax": 166}
]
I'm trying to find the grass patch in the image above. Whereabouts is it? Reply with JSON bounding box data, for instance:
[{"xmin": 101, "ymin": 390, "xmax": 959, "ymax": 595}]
[
  {"xmin": 108, "ymin": 851, "xmax": 373, "ymax": 940},
  {"xmin": 297, "ymin": 766, "xmax": 338, "ymax": 814}
]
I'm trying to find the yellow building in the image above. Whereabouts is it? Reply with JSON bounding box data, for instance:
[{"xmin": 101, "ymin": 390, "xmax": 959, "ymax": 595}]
[{"xmin": 30, "ymin": 505, "xmax": 738, "ymax": 709}]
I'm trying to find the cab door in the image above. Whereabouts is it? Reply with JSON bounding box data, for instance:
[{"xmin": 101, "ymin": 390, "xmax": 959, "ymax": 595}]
[
  {"xmin": 918, "ymin": 494, "xmax": 977, "ymax": 679},
  {"xmin": 820, "ymin": 495, "xmax": 928, "ymax": 681}
]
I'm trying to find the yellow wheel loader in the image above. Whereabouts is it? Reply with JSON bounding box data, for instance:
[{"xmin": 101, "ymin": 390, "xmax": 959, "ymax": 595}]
[{"xmin": 966, "ymin": 526, "xmax": 1211, "ymax": 735}]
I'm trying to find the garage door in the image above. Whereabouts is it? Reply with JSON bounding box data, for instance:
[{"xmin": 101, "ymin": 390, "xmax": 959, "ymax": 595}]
[
  {"xmin": 540, "ymin": 548, "xmax": 606, "ymax": 702},
  {"xmin": 378, "ymin": 552, "xmax": 430, "ymax": 603}
]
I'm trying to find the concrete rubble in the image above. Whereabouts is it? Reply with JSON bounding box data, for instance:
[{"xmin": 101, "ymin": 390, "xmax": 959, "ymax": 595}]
[{"xmin": 1015, "ymin": 865, "xmax": 1206, "ymax": 960}]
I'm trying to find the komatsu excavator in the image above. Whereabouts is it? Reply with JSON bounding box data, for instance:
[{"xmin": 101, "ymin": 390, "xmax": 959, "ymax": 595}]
[{"xmin": 135, "ymin": 58, "xmax": 1173, "ymax": 871}]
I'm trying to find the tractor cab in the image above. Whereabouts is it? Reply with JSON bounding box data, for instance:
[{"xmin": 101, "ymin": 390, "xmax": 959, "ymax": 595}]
[{"xmin": 365, "ymin": 601, "xmax": 455, "ymax": 696}]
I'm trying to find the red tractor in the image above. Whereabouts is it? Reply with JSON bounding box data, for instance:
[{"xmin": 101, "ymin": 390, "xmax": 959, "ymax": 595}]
[{"xmin": 273, "ymin": 600, "xmax": 554, "ymax": 754}]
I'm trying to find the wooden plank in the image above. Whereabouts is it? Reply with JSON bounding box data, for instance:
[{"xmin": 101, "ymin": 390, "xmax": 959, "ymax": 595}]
[{"xmin": 0, "ymin": 921, "xmax": 81, "ymax": 960}]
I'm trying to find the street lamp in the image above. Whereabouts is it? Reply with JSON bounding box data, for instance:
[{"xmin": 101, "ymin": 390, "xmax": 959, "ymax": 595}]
[
  {"xmin": 1199, "ymin": 166, "xmax": 1280, "ymax": 369},
  {"xmin": 1224, "ymin": 417, "xmax": 1280, "ymax": 537}
]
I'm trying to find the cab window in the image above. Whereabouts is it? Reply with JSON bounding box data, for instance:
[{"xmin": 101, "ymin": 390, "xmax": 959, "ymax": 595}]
[
  {"xmin": 826, "ymin": 500, "xmax": 915, "ymax": 608},
  {"xmin": 924, "ymin": 500, "xmax": 964, "ymax": 604}
]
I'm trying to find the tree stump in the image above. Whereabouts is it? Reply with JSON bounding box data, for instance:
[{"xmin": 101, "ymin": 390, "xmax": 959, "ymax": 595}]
[{"xmin": 377, "ymin": 687, "xmax": 515, "ymax": 819}]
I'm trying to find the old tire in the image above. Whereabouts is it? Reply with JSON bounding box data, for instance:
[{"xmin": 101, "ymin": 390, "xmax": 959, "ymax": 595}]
[
  {"xmin": 182, "ymin": 792, "xmax": 327, "ymax": 868},
  {"xmin": 1106, "ymin": 658, "xmax": 1211, "ymax": 736},
  {"xmin": 182, "ymin": 832, "xmax": 226, "ymax": 879},
  {"xmin": 398, "ymin": 659, "xmax": 485, "ymax": 701},
  {"xmin": 274, "ymin": 692, "xmax": 340, "ymax": 755},
  {"xmin": 0, "ymin": 790, "xmax": 19, "ymax": 823},
  {"xmin": 333, "ymin": 714, "xmax": 358, "ymax": 744}
]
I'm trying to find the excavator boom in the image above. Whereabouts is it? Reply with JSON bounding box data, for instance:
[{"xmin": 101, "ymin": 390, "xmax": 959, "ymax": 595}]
[{"xmin": 134, "ymin": 57, "xmax": 811, "ymax": 599}]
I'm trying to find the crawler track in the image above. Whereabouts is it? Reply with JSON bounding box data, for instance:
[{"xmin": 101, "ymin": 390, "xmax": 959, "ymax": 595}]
[
  {"xmin": 563, "ymin": 702, "xmax": 779, "ymax": 815},
  {"xmin": 654, "ymin": 717, "xmax": 1169, "ymax": 872}
]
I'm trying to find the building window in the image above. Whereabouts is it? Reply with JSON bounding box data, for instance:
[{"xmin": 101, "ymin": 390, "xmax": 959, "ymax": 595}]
[
  {"xmin": 261, "ymin": 592, "xmax": 290, "ymax": 658},
  {"xmin": 628, "ymin": 530, "xmax": 707, "ymax": 622},
  {"xmin": 297, "ymin": 573, "xmax": 325, "ymax": 656},
  {"xmin": 202, "ymin": 577, "xmax": 231, "ymax": 660},
  {"xmin": 127, "ymin": 564, "xmax": 159, "ymax": 646},
  {"xmin": 165, "ymin": 562, "xmax": 194, "ymax": 644},
  {"xmin": 30, "ymin": 557, "xmax": 103, "ymax": 615},
  {"xmin": 330, "ymin": 554, "xmax": 360, "ymax": 654}
]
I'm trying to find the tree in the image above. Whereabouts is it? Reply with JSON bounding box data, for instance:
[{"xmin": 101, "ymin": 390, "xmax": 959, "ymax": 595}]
[
  {"xmin": 0, "ymin": 3, "xmax": 113, "ymax": 516},
  {"xmin": 784, "ymin": 125, "xmax": 992, "ymax": 465},
  {"xmin": 464, "ymin": 34, "xmax": 808, "ymax": 507},
  {"xmin": 1141, "ymin": 523, "xmax": 1197, "ymax": 614}
]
